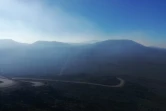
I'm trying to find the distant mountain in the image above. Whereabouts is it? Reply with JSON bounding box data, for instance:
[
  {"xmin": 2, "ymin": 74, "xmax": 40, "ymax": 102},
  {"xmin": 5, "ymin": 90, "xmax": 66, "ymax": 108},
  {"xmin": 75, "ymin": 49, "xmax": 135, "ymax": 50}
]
[
  {"xmin": 93, "ymin": 40, "xmax": 146, "ymax": 56},
  {"xmin": 0, "ymin": 39, "xmax": 28, "ymax": 48},
  {"xmin": 32, "ymin": 41, "xmax": 70, "ymax": 47},
  {"xmin": 0, "ymin": 39, "xmax": 166, "ymax": 81}
]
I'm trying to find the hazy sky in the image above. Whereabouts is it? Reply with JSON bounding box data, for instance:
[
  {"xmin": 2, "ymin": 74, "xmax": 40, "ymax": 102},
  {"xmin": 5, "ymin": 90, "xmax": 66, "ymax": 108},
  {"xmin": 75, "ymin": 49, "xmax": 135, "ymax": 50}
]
[{"xmin": 0, "ymin": 0, "xmax": 165, "ymax": 47}]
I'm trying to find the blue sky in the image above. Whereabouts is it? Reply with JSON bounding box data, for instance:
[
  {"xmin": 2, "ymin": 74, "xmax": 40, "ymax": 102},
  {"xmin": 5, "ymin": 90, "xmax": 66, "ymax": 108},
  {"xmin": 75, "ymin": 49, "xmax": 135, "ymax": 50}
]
[{"xmin": 0, "ymin": 0, "xmax": 166, "ymax": 47}]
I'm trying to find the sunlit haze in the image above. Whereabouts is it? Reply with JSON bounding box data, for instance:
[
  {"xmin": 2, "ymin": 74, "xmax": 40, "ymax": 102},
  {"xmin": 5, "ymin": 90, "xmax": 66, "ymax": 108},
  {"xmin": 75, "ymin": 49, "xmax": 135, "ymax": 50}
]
[{"xmin": 0, "ymin": 0, "xmax": 165, "ymax": 47}]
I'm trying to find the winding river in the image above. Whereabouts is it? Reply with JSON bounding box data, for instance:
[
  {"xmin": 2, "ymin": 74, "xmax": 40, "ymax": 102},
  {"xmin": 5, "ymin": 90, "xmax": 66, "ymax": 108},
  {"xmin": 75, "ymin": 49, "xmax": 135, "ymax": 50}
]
[
  {"xmin": 12, "ymin": 77, "xmax": 125, "ymax": 88},
  {"xmin": 0, "ymin": 75, "xmax": 125, "ymax": 88},
  {"xmin": 0, "ymin": 78, "xmax": 16, "ymax": 88}
]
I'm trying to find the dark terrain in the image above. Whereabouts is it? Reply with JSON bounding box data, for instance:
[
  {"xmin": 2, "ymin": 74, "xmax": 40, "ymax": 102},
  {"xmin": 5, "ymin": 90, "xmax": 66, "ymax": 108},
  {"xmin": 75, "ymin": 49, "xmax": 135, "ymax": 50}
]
[{"xmin": 0, "ymin": 75, "xmax": 166, "ymax": 111}]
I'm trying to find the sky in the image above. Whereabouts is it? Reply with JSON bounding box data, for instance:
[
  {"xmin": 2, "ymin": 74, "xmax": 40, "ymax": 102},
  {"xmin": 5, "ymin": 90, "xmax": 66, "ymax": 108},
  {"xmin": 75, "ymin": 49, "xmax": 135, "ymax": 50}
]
[{"xmin": 0, "ymin": 0, "xmax": 166, "ymax": 47}]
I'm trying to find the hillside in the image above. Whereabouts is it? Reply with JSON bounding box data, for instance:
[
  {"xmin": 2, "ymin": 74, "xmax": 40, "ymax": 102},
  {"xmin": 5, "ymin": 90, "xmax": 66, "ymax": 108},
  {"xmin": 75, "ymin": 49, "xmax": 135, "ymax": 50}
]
[{"xmin": 0, "ymin": 39, "xmax": 165, "ymax": 81}]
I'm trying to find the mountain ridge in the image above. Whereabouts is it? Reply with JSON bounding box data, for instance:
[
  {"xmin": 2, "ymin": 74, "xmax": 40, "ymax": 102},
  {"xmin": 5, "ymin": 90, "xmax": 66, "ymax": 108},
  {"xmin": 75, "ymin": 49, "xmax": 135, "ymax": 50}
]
[{"xmin": 0, "ymin": 39, "xmax": 165, "ymax": 49}]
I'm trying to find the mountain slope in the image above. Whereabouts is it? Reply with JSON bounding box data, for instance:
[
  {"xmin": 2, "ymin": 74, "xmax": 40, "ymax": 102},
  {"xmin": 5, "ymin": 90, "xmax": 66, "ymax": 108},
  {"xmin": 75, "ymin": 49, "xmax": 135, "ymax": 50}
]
[
  {"xmin": 0, "ymin": 39, "xmax": 165, "ymax": 81},
  {"xmin": 62, "ymin": 40, "xmax": 166, "ymax": 80},
  {"xmin": 0, "ymin": 39, "xmax": 28, "ymax": 49}
]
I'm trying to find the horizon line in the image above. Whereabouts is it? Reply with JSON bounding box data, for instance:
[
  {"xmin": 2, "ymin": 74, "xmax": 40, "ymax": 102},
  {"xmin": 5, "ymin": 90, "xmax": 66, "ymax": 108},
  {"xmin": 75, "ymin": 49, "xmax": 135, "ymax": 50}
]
[{"xmin": 0, "ymin": 38, "xmax": 165, "ymax": 49}]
